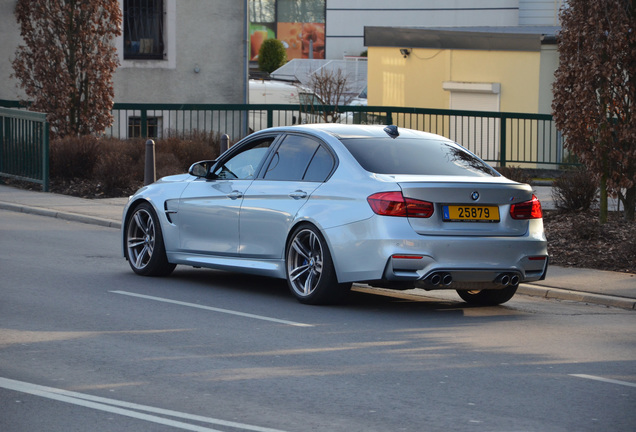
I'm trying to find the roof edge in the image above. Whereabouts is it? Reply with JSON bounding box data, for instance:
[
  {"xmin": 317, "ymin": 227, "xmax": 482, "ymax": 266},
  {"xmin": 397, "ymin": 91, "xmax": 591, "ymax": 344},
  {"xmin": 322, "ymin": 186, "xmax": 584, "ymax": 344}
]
[{"xmin": 364, "ymin": 27, "xmax": 554, "ymax": 52}]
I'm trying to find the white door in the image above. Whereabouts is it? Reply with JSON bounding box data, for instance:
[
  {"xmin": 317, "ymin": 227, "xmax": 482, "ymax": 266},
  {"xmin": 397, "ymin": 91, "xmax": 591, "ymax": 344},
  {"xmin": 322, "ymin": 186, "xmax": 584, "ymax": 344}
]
[{"xmin": 447, "ymin": 88, "xmax": 501, "ymax": 163}]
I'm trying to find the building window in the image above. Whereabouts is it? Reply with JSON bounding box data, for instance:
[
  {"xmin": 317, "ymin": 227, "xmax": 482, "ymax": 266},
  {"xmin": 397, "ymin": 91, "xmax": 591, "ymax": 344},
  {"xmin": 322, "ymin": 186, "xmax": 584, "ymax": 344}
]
[
  {"xmin": 128, "ymin": 116, "xmax": 161, "ymax": 138},
  {"xmin": 249, "ymin": 0, "xmax": 276, "ymax": 23},
  {"xmin": 277, "ymin": 0, "xmax": 324, "ymax": 23},
  {"xmin": 124, "ymin": 0, "xmax": 165, "ymax": 60},
  {"xmin": 249, "ymin": 0, "xmax": 326, "ymax": 60}
]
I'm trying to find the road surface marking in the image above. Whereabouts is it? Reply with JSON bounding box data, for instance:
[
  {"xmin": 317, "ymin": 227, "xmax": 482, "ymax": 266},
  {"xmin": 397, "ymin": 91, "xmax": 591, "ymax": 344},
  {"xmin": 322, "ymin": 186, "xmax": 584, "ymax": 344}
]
[
  {"xmin": 110, "ymin": 290, "xmax": 313, "ymax": 327},
  {"xmin": 0, "ymin": 377, "xmax": 289, "ymax": 432},
  {"xmin": 569, "ymin": 374, "xmax": 636, "ymax": 388}
]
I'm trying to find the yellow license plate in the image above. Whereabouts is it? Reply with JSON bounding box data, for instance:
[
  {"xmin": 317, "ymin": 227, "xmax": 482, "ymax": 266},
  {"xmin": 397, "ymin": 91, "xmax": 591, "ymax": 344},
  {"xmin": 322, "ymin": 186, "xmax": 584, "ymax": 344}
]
[{"xmin": 443, "ymin": 205, "xmax": 500, "ymax": 222}]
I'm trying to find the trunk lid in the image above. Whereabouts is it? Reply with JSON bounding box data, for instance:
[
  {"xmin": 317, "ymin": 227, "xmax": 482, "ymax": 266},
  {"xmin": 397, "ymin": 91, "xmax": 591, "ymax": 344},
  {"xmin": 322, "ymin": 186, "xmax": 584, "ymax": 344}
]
[{"xmin": 395, "ymin": 175, "xmax": 535, "ymax": 236}]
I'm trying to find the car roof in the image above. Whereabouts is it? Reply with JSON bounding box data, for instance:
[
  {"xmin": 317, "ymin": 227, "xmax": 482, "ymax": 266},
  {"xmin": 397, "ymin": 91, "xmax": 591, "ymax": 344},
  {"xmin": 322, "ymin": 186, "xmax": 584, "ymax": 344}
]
[{"xmin": 272, "ymin": 123, "xmax": 453, "ymax": 141}]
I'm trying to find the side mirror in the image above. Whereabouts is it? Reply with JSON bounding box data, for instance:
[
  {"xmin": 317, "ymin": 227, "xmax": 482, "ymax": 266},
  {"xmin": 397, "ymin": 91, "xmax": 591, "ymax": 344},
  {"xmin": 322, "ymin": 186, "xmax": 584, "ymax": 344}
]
[{"xmin": 188, "ymin": 160, "xmax": 215, "ymax": 178}]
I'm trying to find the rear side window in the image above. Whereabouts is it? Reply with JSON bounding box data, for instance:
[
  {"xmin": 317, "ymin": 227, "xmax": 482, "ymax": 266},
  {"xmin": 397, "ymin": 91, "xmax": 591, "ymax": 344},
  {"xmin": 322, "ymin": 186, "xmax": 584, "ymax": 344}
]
[
  {"xmin": 264, "ymin": 134, "xmax": 334, "ymax": 181},
  {"xmin": 264, "ymin": 135, "xmax": 335, "ymax": 182},
  {"xmin": 340, "ymin": 138, "xmax": 498, "ymax": 177},
  {"xmin": 304, "ymin": 145, "xmax": 335, "ymax": 182}
]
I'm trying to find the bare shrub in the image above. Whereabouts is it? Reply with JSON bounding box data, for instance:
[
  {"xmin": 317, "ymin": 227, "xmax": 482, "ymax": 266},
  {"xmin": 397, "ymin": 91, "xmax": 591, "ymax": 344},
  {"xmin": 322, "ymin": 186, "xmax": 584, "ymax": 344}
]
[
  {"xmin": 49, "ymin": 136, "xmax": 100, "ymax": 179},
  {"xmin": 496, "ymin": 166, "xmax": 533, "ymax": 184},
  {"xmin": 160, "ymin": 130, "xmax": 221, "ymax": 169},
  {"xmin": 48, "ymin": 132, "xmax": 223, "ymax": 197},
  {"xmin": 552, "ymin": 167, "xmax": 598, "ymax": 212},
  {"xmin": 119, "ymin": 138, "xmax": 145, "ymax": 165},
  {"xmin": 92, "ymin": 140, "xmax": 143, "ymax": 194},
  {"xmin": 155, "ymin": 152, "xmax": 182, "ymax": 179}
]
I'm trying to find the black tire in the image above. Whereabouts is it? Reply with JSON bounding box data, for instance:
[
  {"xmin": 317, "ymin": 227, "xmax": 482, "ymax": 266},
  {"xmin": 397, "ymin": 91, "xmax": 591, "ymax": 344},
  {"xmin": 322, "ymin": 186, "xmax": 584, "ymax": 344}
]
[
  {"xmin": 125, "ymin": 202, "xmax": 176, "ymax": 277},
  {"xmin": 456, "ymin": 284, "xmax": 518, "ymax": 306},
  {"xmin": 285, "ymin": 224, "xmax": 351, "ymax": 305}
]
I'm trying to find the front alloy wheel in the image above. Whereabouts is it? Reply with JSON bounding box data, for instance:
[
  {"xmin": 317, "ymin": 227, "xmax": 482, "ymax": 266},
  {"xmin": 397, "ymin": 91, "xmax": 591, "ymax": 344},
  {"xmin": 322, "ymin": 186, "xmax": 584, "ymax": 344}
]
[
  {"xmin": 286, "ymin": 225, "xmax": 350, "ymax": 304},
  {"xmin": 125, "ymin": 202, "xmax": 175, "ymax": 276}
]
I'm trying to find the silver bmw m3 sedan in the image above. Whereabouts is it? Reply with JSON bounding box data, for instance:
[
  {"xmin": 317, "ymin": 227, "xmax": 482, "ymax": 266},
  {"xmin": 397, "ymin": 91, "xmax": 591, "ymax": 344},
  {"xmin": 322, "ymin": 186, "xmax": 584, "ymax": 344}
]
[{"xmin": 122, "ymin": 124, "xmax": 548, "ymax": 305}]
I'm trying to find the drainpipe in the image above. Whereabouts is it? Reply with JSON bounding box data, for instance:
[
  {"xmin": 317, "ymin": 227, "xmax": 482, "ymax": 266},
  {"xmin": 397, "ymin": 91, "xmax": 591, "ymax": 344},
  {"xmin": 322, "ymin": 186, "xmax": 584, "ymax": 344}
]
[{"xmin": 243, "ymin": 0, "xmax": 249, "ymax": 137}]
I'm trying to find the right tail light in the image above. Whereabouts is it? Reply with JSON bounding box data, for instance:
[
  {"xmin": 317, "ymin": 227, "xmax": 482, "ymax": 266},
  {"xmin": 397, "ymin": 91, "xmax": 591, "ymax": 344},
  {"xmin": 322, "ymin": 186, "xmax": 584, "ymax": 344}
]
[{"xmin": 510, "ymin": 195, "xmax": 543, "ymax": 220}]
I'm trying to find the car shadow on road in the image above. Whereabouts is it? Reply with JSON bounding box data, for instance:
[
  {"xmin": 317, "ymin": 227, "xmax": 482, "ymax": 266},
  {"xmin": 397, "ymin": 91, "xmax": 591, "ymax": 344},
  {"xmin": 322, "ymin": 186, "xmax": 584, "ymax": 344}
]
[{"xmin": 162, "ymin": 268, "xmax": 528, "ymax": 323}]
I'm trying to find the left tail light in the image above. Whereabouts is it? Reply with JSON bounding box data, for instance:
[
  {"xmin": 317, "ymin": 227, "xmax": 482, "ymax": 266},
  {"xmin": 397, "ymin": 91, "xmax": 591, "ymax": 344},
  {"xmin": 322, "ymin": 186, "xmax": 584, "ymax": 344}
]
[
  {"xmin": 510, "ymin": 194, "xmax": 543, "ymax": 220},
  {"xmin": 367, "ymin": 191, "xmax": 434, "ymax": 218}
]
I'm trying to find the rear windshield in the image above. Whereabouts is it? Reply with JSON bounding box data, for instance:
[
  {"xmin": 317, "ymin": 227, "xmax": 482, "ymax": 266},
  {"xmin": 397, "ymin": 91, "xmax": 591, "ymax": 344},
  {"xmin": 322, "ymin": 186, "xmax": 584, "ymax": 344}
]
[{"xmin": 340, "ymin": 138, "xmax": 499, "ymax": 177}]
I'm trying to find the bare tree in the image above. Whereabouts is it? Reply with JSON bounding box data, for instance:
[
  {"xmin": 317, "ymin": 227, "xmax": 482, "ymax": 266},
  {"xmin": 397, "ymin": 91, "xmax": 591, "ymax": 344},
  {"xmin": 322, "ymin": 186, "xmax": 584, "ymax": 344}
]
[
  {"xmin": 552, "ymin": 0, "xmax": 636, "ymax": 222},
  {"xmin": 12, "ymin": 0, "xmax": 122, "ymax": 138},
  {"xmin": 304, "ymin": 68, "xmax": 354, "ymax": 123}
]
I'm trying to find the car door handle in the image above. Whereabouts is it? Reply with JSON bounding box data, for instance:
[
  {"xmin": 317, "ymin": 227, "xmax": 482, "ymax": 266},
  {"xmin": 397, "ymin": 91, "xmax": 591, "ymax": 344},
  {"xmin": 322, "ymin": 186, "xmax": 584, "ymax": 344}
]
[
  {"xmin": 228, "ymin": 190, "xmax": 244, "ymax": 200},
  {"xmin": 289, "ymin": 190, "xmax": 308, "ymax": 200}
]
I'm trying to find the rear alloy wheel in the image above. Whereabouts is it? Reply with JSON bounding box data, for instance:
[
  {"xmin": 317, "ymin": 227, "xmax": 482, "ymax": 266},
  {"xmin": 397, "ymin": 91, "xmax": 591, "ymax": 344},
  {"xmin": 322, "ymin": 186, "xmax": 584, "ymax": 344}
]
[
  {"xmin": 125, "ymin": 202, "xmax": 176, "ymax": 277},
  {"xmin": 456, "ymin": 284, "xmax": 518, "ymax": 306},
  {"xmin": 286, "ymin": 225, "xmax": 351, "ymax": 305}
]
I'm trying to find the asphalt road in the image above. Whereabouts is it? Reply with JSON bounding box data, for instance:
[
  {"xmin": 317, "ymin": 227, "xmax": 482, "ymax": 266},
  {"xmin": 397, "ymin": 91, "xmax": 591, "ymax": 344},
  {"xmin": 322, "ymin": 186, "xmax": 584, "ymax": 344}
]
[{"xmin": 1, "ymin": 210, "xmax": 635, "ymax": 432}]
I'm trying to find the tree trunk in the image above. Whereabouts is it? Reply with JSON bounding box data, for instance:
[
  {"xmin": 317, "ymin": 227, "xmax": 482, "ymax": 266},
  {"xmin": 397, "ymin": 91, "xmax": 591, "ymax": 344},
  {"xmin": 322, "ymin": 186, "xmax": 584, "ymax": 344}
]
[
  {"xmin": 624, "ymin": 185, "xmax": 636, "ymax": 221},
  {"xmin": 600, "ymin": 173, "xmax": 608, "ymax": 224}
]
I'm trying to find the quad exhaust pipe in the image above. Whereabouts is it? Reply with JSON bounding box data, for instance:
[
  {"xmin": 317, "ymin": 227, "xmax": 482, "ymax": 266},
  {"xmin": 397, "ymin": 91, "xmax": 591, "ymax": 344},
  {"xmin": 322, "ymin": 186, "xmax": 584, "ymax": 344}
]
[{"xmin": 422, "ymin": 272, "xmax": 519, "ymax": 288}]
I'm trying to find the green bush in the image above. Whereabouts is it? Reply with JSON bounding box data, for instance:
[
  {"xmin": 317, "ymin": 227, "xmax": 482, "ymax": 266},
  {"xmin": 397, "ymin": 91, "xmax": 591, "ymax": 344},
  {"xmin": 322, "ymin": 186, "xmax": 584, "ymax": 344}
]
[{"xmin": 258, "ymin": 39, "xmax": 287, "ymax": 74}]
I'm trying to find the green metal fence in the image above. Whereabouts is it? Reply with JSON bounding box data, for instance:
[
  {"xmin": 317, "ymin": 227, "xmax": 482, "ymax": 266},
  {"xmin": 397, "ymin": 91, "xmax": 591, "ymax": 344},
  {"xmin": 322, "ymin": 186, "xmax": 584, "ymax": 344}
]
[
  {"xmin": 0, "ymin": 100, "xmax": 567, "ymax": 189},
  {"xmin": 108, "ymin": 103, "xmax": 566, "ymax": 168},
  {"xmin": 0, "ymin": 107, "xmax": 49, "ymax": 191}
]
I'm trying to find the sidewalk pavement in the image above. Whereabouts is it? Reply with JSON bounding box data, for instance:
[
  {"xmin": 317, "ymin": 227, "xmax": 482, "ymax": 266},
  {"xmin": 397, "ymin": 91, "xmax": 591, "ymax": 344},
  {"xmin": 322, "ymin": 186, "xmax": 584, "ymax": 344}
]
[{"xmin": 1, "ymin": 184, "xmax": 634, "ymax": 310}]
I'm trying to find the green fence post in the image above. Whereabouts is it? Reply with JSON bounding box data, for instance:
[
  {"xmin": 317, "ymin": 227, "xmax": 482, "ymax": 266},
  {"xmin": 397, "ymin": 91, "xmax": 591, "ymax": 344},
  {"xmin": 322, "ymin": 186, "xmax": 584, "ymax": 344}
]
[
  {"xmin": 386, "ymin": 111, "xmax": 393, "ymax": 126},
  {"xmin": 42, "ymin": 121, "xmax": 49, "ymax": 192},
  {"xmin": 499, "ymin": 115, "xmax": 507, "ymax": 167},
  {"xmin": 0, "ymin": 115, "xmax": 7, "ymax": 174},
  {"xmin": 267, "ymin": 108, "xmax": 273, "ymax": 128},
  {"xmin": 141, "ymin": 109, "xmax": 148, "ymax": 139}
]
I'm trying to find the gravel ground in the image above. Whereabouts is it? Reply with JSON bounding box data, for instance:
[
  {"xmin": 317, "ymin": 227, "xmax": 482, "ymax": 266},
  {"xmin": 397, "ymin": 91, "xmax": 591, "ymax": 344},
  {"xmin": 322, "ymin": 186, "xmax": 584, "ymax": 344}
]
[{"xmin": 544, "ymin": 209, "xmax": 636, "ymax": 274}]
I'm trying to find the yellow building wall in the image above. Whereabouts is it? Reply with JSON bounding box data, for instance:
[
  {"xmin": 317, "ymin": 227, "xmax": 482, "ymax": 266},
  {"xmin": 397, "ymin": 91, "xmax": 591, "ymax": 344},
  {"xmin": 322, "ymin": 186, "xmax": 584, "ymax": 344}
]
[
  {"xmin": 368, "ymin": 47, "xmax": 543, "ymax": 114},
  {"xmin": 368, "ymin": 47, "xmax": 449, "ymax": 109},
  {"xmin": 538, "ymin": 45, "xmax": 559, "ymax": 114}
]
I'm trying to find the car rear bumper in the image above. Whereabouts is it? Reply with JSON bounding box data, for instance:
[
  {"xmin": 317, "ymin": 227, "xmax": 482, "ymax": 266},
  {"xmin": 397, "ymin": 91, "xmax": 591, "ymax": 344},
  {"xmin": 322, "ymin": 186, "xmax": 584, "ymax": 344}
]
[{"xmin": 324, "ymin": 215, "xmax": 548, "ymax": 286}]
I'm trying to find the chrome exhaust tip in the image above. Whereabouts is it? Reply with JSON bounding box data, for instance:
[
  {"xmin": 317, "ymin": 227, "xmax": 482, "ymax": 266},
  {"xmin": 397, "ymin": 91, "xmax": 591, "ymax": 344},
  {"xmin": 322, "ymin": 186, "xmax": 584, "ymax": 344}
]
[
  {"xmin": 496, "ymin": 274, "xmax": 511, "ymax": 287},
  {"xmin": 429, "ymin": 273, "xmax": 442, "ymax": 286},
  {"xmin": 510, "ymin": 275, "xmax": 520, "ymax": 286},
  {"xmin": 441, "ymin": 273, "xmax": 453, "ymax": 286}
]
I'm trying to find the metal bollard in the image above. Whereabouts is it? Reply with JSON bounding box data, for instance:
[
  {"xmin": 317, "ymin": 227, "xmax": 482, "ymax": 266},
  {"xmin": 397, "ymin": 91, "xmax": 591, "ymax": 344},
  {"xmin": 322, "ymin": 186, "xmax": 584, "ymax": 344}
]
[
  {"xmin": 144, "ymin": 139, "xmax": 156, "ymax": 185},
  {"xmin": 220, "ymin": 134, "xmax": 229, "ymax": 154}
]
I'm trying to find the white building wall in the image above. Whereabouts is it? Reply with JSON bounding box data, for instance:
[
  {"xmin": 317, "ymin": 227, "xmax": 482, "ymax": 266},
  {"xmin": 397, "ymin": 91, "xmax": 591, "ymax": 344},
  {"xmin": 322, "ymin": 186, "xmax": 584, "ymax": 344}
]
[
  {"xmin": 0, "ymin": 0, "xmax": 27, "ymax": 100},
  {"xmin": 326, "ymin": 0, "xmax": 521, "ymax": 58},
  {"xmin": 519, "ymin": 0, "xmax": 564, "ymax": 26}
]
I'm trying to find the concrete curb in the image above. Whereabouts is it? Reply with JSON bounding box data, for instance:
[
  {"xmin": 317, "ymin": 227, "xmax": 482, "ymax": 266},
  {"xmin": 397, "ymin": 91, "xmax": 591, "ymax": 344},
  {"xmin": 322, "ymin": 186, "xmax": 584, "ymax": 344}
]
[
  {"xmin": 356, "ymin": 285, "xmax": 636, "ymax": 311},
  {"xmin": 0, "ymin": 202, "xmax": 121, "ymax": 229},
  {"xmin": 519, "ymin": 285, "xmax": 636, "ymax": 310}
]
